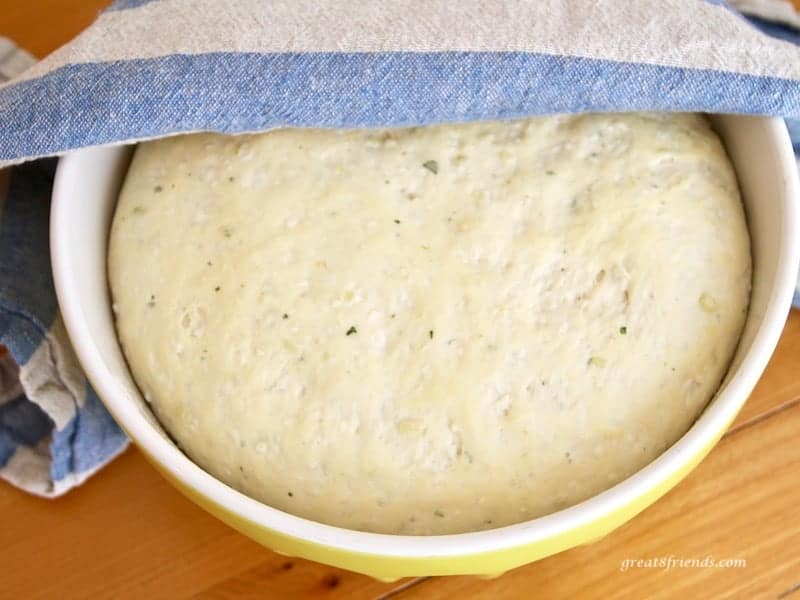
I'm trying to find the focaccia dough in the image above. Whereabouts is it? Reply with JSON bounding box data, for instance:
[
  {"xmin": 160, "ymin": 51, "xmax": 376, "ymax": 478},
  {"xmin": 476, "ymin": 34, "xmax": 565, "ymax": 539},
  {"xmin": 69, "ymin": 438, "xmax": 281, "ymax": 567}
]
[{"xmin": 109, "ymin": 113, "xmax": 750, "ymax": 534}]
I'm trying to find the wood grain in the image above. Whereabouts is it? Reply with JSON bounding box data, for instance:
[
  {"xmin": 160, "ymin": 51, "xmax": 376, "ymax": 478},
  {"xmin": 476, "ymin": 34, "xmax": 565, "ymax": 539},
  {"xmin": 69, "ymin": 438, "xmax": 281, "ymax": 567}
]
[
  {"xmin": 2, "ymin": 1, "xmax": 106, "ymax": 59},
  {"xmin": 0, "ymin": 448, "xmax": 403, "ymax": 600},
  {"xmin": 1, "ymin": 2, "xmax": 799, "ymax": 599}
]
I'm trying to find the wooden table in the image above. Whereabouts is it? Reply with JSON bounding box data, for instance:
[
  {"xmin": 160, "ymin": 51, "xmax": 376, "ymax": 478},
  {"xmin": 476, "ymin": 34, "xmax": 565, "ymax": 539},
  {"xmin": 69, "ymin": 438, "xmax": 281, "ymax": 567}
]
[{"xmin": 3, "ymin": 3, "xmax": 800, "ymax": 598}]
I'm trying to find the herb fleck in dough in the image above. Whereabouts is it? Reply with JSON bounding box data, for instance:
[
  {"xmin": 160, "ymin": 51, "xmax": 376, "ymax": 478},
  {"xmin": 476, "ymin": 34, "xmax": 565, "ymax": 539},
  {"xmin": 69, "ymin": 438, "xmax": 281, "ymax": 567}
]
[{"xmin": 109, "ymin": 113, "xmax": 751, "ymax": 535}]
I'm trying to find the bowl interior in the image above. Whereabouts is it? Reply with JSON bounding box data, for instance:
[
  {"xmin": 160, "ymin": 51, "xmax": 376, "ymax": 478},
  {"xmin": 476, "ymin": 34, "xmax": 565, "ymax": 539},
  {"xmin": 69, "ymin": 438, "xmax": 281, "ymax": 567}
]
[
  {"xmin": 709, "ymin": 115, "xmax": 798, "ymax": 382},
  {"xmin": 50, "ymin": 115, "xmax": 799, "ymax": 560}
]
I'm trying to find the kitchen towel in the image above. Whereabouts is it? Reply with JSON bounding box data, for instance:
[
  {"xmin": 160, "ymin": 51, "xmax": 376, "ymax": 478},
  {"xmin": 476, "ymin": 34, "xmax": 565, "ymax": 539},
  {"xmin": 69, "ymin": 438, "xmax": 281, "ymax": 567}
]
[
  {"xmin": 0, "ymin": 40, "xmax": 128, "ymax": 496},
  {"xmin": 0, "ymin": 0, "xmax": 799, "ymax": 496}
]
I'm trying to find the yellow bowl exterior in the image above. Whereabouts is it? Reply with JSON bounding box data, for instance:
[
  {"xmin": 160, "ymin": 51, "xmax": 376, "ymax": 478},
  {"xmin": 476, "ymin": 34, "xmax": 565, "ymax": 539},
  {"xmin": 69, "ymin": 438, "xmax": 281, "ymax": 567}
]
[{"xmin": 135, "ymin": 411, "xmax": 733, "ymax": 580}]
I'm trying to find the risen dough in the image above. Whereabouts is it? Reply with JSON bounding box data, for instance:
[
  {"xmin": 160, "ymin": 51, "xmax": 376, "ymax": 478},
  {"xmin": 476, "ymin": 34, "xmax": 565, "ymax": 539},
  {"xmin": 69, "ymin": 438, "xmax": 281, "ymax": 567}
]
[{"xmin": 109, "ymin": 113, "xmax": 750, "ymax": 534}]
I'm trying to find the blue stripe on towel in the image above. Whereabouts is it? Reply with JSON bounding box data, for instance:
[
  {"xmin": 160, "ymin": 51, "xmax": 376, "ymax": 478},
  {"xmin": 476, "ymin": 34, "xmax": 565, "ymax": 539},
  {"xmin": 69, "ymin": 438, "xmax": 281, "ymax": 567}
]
[
  {"xmin": 0, "ymin": 160, "xmax": 57, "ymax": 362},
  {"xmin": 0, "ymin": 431, "xmax": 16, "ymax": 467},
  {"xmin": 50, "ymin": 387, "xmax": 128, "ymax": 481},
  {"xmin": 107, "ymin": 0, "xmax": 160, "ymax": 11},
  {"xmin": 0, "ymin": 395, "xmax": 53, "ymax": 468},
  {"xmin": 1, "ymin": 52, "xmax": 800, "ymax": 163},
  {"xmin": 747, "ymin": 16, "xmax": 800, "ymax": 44}
]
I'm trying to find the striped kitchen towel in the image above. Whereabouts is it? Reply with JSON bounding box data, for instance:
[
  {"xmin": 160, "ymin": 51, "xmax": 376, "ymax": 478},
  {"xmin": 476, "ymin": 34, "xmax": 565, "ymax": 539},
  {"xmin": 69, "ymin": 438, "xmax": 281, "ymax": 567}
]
[
  {"xmin": 0, "ymin": 0, "xmax": 799, "ymax": 496},
  {"xmin": 0, "ymin": 40, "xmax": 128, "ymax": 496}
]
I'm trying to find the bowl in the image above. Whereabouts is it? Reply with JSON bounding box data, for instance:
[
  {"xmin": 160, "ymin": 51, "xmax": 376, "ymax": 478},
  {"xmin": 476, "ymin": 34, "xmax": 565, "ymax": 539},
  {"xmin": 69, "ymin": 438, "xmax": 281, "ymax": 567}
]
[{"xmin": 50, "ymin": 115, "xmax": 800, "ymax": 580}]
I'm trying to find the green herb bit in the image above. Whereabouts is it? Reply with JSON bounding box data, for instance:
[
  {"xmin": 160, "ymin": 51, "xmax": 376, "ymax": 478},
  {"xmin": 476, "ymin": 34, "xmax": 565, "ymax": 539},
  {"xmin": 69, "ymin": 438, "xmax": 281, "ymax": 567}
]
[
  {"xmin": 699, "ymin": 292, "xmax": 717, "ymax": 313},
  {"xmin": 546, "ymin": 170, "xmax": 556, "ymax": 176},
  {"xmin": 214, "ymin": 286, "xmax": 221, "ymax": 292},
  {"xmin": 422, "ymin": 160, "xmax": 439, "ymax": 174},
  {"xmin": 394, "ymin": 219, "xmax": 401, "ymax": 224},
  {"xmin": 429, "ymin": 330, "xmax": 434, "ymax": 339},
  {"xmin": 132, "ymin": 206, "xmax": 145, "ymax": 215},
  {"xmin": 588, "ymin": 356, "xmax": 607, "ymax": 367},
  {"xmin": 346, "ymin": 326, "xmax": 358, "ymax": 336},
  {"xmin": 287, "ymin": 491, "xmax": 293, "ymax": 497},
  {"xmin": 619, "ymin": 326, "xmax": 627, "ymax": 335},
  {"xmin": 282, "ymin": 313, "xmax": 289, "ymax": 320},
  {"xmin": 434, "ymin": 509, "xmax": 445, "ymax": 518},
  {"xmin": 153, "ymin": 185, "xmax": 163, "ymax": 193},
  {"xmin": 222, "ymin": 227, "xmax": 233, "ymax": 238}
]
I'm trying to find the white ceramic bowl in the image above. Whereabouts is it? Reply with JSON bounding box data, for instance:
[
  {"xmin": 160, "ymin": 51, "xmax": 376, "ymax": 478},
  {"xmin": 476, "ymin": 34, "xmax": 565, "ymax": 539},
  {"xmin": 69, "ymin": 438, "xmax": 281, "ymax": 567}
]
[{"xmin": 50, "ymin": 115, "xmax": 800, "ymax": 580}]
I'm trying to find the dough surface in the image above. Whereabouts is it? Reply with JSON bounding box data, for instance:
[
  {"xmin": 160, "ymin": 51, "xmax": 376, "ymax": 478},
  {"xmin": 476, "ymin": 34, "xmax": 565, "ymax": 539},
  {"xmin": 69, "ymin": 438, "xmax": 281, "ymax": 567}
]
[{"xmin": 109, "ymin": 113, "xmax": 750, "ymax": 534}]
